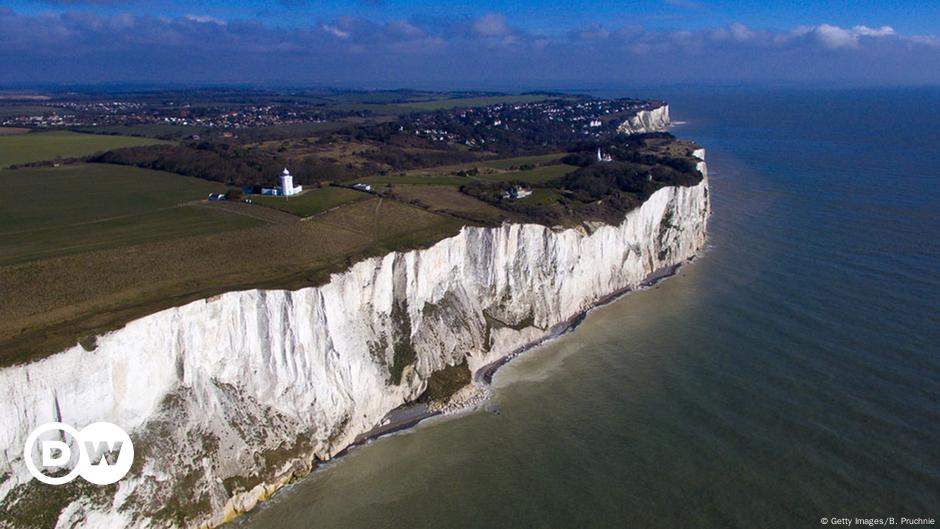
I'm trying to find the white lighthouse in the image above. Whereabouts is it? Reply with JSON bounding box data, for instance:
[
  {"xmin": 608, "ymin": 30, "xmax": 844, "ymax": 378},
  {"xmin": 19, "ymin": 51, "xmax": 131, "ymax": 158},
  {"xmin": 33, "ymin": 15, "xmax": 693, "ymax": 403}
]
[{"xmin": 279, "ymin": 168, "xmax": 302, "ymax": 196}]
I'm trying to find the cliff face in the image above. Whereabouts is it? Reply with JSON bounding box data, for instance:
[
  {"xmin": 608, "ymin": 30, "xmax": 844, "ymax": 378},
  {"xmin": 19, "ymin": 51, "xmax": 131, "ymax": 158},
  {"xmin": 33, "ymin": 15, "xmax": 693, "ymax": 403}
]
[
  {"xmin": 618, "ymin": 105, "xmax": 671, "ymax": 135},
  {"xmin": 0, "ymin": 153, "xmax": 708, "ymax": 529}
]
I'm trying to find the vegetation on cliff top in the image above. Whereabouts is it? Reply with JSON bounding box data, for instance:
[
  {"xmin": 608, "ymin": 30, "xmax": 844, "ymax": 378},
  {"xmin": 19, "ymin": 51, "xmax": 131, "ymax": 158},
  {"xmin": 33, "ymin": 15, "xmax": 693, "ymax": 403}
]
[{"xmin": 0, "ymin": 90, "xmax": 700, "ymax": 366}]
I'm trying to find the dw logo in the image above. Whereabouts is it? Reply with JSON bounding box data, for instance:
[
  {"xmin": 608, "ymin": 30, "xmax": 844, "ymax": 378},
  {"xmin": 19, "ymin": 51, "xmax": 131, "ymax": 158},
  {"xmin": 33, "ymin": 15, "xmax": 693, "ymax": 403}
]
[{"xmin": 23, "ymin": 422, "xmax": 134, "ymax": 486}]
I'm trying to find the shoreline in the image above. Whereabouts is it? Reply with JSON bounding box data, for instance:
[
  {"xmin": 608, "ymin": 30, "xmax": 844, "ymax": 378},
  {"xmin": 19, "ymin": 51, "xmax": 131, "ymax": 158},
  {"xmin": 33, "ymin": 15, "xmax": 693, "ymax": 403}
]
[
  {"xmin": 278, "ymin": 258, "xmax": 693, "ymax": 495},
  {"xmin": 476, "ymin": 260, "xmax": 684, "ymax": 385},
  {"xmin": 0, "ymin": 174, "xmax": 707, "ymax": 528},
  {"xmin": 228, "ymin": 257, "xmax": 695, "ymax": 525}
]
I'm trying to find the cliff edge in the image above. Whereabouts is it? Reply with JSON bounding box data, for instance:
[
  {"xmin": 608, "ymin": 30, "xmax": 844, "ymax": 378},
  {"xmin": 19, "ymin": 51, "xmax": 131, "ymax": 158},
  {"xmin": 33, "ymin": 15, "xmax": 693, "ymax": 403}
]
[
  {"xmin": 0, "ymin": 151, "xmax": 709, "ymax": 529},
  {"xmin": 618, "ymin": 104, "xmax": 671, "ymax": 135}
]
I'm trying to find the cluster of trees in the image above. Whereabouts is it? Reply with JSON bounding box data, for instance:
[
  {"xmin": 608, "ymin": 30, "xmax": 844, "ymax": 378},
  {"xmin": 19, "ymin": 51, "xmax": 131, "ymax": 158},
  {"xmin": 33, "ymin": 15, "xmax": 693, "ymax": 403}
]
[
  {"xmin": 89, "ymin": 142, "xmax": 376, "ymax": 187},
  {"xmin": 565, "ymin": 134, "xmax": 698, "ymax": 172},
  {"xmin": 363, "ymin": 147, "xmax": 479, "ymax": 170},
  {"xmin": 82, "ymin": 100, "xmax": 700, "ymax": 207},
  {"xmin": 90, "ymin": 144, "xmax": 280, "ymax": 187},
  {"xmin": 561, "ymin": 160, "xmax": 701, "ymax": 204},
  {"xmin": 460, "ymin": 138, "xmax": 703, "ymax": 226}
]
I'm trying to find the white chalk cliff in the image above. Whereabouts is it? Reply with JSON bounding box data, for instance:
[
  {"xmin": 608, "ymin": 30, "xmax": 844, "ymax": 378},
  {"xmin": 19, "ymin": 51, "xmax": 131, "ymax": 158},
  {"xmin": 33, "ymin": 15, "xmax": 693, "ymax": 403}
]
[
  {"xmin": 618, "ymin": 104, "xmax": 671, "ymax": 135},
  {"xmin": 0, "ymin": 151, "xmax": 709, "ymax": 529}
]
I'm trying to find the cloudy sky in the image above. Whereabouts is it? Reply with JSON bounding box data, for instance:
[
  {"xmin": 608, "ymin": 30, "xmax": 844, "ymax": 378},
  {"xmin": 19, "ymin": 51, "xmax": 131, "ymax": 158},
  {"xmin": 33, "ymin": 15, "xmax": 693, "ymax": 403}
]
[{"xmin": 2, "ymin": 0, "xmax": 939, "ymax": 87}]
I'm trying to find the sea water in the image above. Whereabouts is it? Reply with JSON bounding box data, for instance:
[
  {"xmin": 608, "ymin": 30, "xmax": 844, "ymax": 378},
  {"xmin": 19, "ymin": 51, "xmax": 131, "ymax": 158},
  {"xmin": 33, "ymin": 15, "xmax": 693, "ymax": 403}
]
[{"xmin": 233, "ymin": 87, "xmax": 940, "ymax": 528}]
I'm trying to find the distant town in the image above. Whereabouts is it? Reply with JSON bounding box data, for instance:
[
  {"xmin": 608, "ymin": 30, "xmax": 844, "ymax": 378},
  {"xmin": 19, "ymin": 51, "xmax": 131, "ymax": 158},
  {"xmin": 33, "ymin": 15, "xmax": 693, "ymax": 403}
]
[
  {"xmin": 0, "ymin": 90, "xmax": 662, "ymax": 149},
  {"xmin": 1, "ymin": 100, "xmax": 364, "ymax": 130}
]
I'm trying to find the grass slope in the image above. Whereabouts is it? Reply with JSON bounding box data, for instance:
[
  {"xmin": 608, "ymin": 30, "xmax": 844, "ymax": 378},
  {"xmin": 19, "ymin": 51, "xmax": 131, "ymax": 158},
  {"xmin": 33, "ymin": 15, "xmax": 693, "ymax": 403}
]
[
  {"xmin": 0, "ymin": 163, "xmax": 258, "ymax": 264},
  {"xmin": 478, "ymin": 164, "xmax": 577, "ymax": 184},
  {"xmin": 0, "ymin": 131, "xmax": 170, "ymax": 168},
  {"xmin": 0, "ymin": 196, "xmax": 464, "ymax": 366},
  {"xmin": 254, "ymin": 186, "xmax": 370, "ymax": 217}
]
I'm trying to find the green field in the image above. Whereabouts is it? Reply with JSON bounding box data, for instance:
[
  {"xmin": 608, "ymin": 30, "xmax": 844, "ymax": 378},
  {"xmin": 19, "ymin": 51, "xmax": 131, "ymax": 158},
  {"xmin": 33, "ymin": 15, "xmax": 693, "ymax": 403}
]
[
  {"xmin": 71, "ymin": 124, "xmax": 209, "ymax": 140},
  {"xmin": 253, "ymin": 186, "xmax": 370, "ymax": 217},
  {"xmin": 358, "ymin": 173, "xmax": 472, "ymax": 186},
  {"xmin": 0, "ymin": 105, "xmax": 59, "ymax": 118},
  {"xmin": 517, "ymin": 188, "xmax": 566, "ymax": 206},
  {"xmin": 0, "ymin": 163, "xmax": 258, "ymax": 264},
  {"xmin": 0, "ymin": 131, "xmax": 171, "ymax": 168},
  {"xmin": 477, "ymin": 153, "xmax": 566, "ymax": 169},
  {"xmin": 479, "ymin": 164, "xmax": 577, "ymax": 184}
]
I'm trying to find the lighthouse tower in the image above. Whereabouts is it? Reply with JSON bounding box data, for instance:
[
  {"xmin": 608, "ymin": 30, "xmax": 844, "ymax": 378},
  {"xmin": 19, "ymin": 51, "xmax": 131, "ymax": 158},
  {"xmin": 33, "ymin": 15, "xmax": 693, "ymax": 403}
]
[{"xmin": 280, "ymin": 168, "xmax": 301, "ymax": 196}]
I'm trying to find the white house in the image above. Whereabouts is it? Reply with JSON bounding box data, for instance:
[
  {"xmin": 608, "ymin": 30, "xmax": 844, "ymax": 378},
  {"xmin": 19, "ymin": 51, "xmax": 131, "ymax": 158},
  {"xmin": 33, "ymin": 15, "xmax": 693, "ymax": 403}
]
[
  {"xmin": 502, "ymin": 185, "xmax": 532, "ymax": 200},
  {"xmin": 280, "ymin": 168, "xmax": 302, "ymax": 196}
]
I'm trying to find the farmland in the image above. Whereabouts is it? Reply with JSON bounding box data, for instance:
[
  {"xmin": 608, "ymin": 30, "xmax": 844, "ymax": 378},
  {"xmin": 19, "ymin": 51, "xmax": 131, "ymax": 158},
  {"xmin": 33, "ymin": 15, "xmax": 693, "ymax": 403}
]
[
  {"xmin": 0, "ymin": 194, "xmax": 464, "ymax": 366},
  {"xmin": 0, "ymin": 163, "xmax": 257, "ymax": 264},
  {"xmin": 253, "ymin": 186, "xmax": 371, "ymax": 217},
  {"xmin": 0, "ymin": 88, "xmax": 702, "ymax": 367},
  {"xmin": 477, "ymin": 152, "xmax": 566, "ymax": 169},
  {"xmin": 476, "ymin": 163, "xmax": 577, "ymax": 184},
  {"xmin": 360, "ymin": 152, "xmax": 572, "ymax": 187},
  {"xmin": 0, "ymin": 131, "xmax": 170, "ymax": 168},
  {"xmin": 359, "ymin": 173, "xmax": 472, "ymax": 186},
  {"xmin": 387, "ymin": 185, "xmax": 513, "ymax": 225}
]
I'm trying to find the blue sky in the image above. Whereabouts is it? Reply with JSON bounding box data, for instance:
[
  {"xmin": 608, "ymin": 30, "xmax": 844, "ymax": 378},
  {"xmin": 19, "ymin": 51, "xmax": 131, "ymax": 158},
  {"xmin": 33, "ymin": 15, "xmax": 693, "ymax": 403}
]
[{"xmin": 2, "ymin": 0, "xmax": 939, "ymax": 87}]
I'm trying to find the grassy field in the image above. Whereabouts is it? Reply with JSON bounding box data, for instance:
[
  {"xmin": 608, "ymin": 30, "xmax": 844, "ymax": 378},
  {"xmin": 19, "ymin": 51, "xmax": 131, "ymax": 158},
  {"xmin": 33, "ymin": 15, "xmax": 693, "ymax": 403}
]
[
  {"xmin": 478, "ymin": 164, "xmax": 577, "ymax": 184},
  {"xmin": 0, "ymin": 131, "xmax": 171, "ymax": 168},
  {"xmin": 0, "ymin": 105, "xmax": 58, "ymax": 118},
  {"xmin": 477, "ymin": 153, "xmax": 566, "ymax": 169},
  {"xmin": 0, "ymin": 163, "xmax": 258, "ymax": 264},
  {"xmin": 517, "ymin": 188, "xmax": 566, "ymax": 207},
  {"xmin": 361, "ymin": 156, "xmax": 575, "ymax": 188},
  {"xmin": 401, "ymin": 152, "xmax": 565, "ymax": 175},
  {"xmin": 0, "ymin": 190, "xmax": 465, "ymax": 366},
  {"xmin": 253, "ymin": 186, "xmax": 370, "ymax": 217},
  {"xmin": 358, "ymin": 173, "xmax": 472, "ymax": 186},
  {"xmin": 71, "ymin": 124, "xmax": 209, "ymax": 140},
  {"xmin": 389, "ymin": 185, "xmax": 512, "ymax": 224},
  {"xmin": 0, "ymin": 127, "xmax": 29, "ymax": 136}
]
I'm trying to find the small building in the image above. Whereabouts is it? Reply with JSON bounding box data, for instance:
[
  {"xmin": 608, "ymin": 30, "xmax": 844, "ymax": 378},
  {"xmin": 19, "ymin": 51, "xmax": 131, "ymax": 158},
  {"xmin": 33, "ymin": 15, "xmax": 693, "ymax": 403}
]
[
  {"xmin": 502, "ymin": 185, "xmax": 532, "ymax": 200},
  {"xmin": 352, "ymin": 183, "xmax": 373, "ymax": 192},
  {"xmin": 207, "ymin": 193, "xmax": 226, "ymax": 201},
  {"xmin": 280, "ymin": 168, "xmax": 303, "ymax": 196},
  {"xmin": 260, "ymin": 187, "xmax": 280, "ymax": 196},
  {"xmin": 596, "ymin": 147, "xmax": 613, "ymax": 162}
]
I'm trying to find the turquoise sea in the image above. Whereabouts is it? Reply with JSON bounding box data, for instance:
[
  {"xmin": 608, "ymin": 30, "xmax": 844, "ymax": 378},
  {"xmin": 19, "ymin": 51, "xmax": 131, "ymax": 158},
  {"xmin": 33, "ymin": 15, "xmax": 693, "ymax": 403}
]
[{"xmin": 234, "ymin": 87, "xmax": 940, "ymax": 528}]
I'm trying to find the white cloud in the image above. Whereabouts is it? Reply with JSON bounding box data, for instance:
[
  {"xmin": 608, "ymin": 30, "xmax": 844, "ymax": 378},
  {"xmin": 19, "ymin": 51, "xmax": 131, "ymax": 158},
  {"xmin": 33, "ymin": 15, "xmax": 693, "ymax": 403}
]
[
  {"xmin": 321, "ymin": 23, "xmax": 350, "ymax": 38},
  {"xmin": 853, "ymin": 25, "xmax": 895, "ymax": 37},
  {"xmin": 906, "ymin": 35, "xmax": 940, "ymax": 47},
  {"xmin": 184, "ymin": 14, "xmax": 226, "ymax": 26},
  {"xmin": 471, "ymin": 13, "xmax": 510, "ymax": 37},
  {"xmin": 813, "ymin": 23, "xmax": 857, "ymax": 48},
  {"xmin": 796, "ymin": 23, "xmax": 896, "ymax": 49}
]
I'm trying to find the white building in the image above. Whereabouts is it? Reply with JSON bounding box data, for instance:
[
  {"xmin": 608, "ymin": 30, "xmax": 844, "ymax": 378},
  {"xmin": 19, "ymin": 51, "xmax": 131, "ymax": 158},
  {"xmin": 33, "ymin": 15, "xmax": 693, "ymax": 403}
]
[
  {"xmin": 280, "ymin": 168, "xmax": 302, "ymax": 196},
  {"xmin": 502, "ymin": 185, "xmax": 532, "ymax": 200},
  {"xmin": 597, "ymin": 147, "xmax": 613, "ymax": 162}
]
